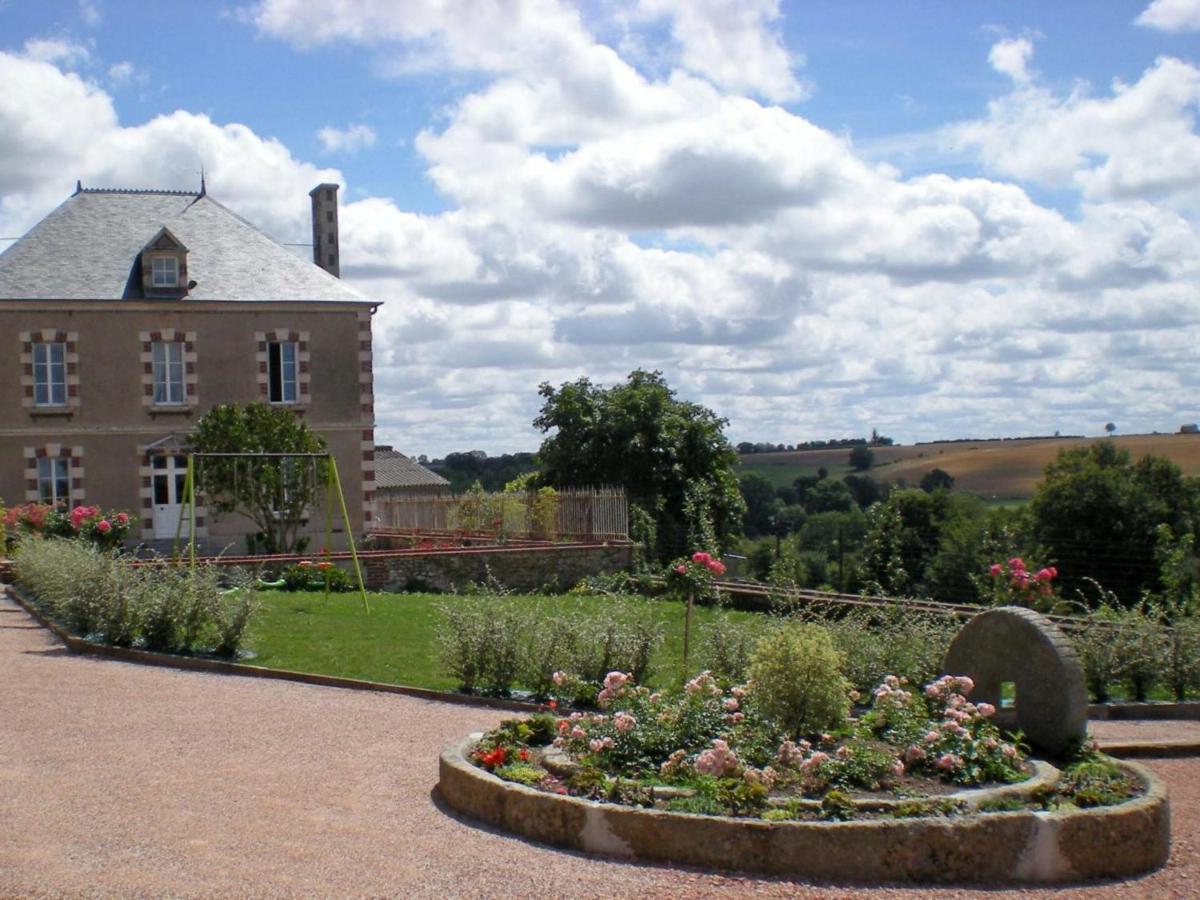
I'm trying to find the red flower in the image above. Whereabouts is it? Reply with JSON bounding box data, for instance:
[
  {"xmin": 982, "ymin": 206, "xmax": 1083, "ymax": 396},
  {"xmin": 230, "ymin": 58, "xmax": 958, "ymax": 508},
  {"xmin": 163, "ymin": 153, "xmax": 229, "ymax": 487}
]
[
  {"xmin": 96, "ymin": 519, "xmax": 112, "ymax": 534},
  {"xmin": 518, "ymin": 748, "xmax": 531, "ymax": 762},
  {"xmin": 316, "ymin": 561, "xmax": 334, "ymax": 571},
  {"xmin": 116, "ymin": 512, "xmax": 130, "ymax": 525},
  {"xmin": 547, "ymin": 699, "xmax": 557, "ymax": 710},
  {"xmin": 477, "ymin": 746, "xmax": 507, "ymax": 769}
]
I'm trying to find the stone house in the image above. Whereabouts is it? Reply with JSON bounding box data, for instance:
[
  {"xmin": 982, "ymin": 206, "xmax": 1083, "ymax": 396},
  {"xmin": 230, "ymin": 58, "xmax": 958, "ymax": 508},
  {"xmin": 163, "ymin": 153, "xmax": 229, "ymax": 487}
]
[{"xmin": 0, "ymin": 182, "xmax": 378, "ymax": 550}]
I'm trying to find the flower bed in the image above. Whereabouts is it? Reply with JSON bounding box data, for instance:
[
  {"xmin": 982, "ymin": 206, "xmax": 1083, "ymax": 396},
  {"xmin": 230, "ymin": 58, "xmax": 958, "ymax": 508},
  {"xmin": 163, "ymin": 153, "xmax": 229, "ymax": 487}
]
[
  {"xmin": 437, "ymin": 663, "xmax": 1169, "ymax": 883},
  {"xmin": 470, "ymin": 672, "xmax": 1034, "ymax": 820}
]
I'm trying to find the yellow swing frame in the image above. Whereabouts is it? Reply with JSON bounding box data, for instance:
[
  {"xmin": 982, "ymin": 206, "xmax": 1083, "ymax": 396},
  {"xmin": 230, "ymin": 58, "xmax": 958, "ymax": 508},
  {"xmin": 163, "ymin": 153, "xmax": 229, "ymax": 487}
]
[{"xmin": 172, "ymin": 451, "xmax": 370, "ymax": 613}]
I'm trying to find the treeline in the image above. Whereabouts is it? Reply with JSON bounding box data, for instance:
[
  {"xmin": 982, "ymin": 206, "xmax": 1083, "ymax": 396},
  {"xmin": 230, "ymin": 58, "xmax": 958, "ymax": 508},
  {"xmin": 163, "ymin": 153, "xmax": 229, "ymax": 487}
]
[
  {"xmin": 426, "ymin": 451, "xmax": 538, "ymax": 492},
  {"xmin": 737, "ymin": 443, "xmax": 1200, "ymax": 609},
  {"xmin": 737, "ymin": 431, "xmax": 895, "ymax": 455}
]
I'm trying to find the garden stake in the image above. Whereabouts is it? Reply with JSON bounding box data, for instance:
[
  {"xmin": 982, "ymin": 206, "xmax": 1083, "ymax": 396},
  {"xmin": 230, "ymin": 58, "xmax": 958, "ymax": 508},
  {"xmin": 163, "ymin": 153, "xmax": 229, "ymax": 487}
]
[
  {"xmin": 683, "ymin": 588, "xmax": 694, "ymax": 681},
  {"xmin": 328, "ymin": 456, "xmax": 371, "ymax": 614}
]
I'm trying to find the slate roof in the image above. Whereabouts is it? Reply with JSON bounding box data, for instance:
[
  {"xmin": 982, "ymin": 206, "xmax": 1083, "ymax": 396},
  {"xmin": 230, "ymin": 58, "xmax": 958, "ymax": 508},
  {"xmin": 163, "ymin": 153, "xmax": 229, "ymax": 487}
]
[
  {"xmin": 0, "ymin": 188, "xmax": 368, "ymax": 303},
  {"xmin": 374, "ymin": 450, "xmax": 451, "ymax": 490}
]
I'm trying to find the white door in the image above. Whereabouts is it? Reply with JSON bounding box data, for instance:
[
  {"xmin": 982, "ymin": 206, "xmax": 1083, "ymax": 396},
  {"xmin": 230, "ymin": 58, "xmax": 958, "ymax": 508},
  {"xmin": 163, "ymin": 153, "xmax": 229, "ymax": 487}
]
[{"xmin": 152, "ymin": 454, "xmax": 191, "ymax": 539}]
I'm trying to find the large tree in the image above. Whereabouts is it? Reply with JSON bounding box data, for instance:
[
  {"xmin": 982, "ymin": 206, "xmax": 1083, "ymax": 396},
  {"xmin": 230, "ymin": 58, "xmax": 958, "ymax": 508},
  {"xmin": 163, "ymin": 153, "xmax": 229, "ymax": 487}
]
[
  {"xmin": 1030, "ymin": 442, "xmax": 1200, "ymax": 605},
  {"xmin": 190, "ymin": 402, "xmax": 327, "ymax": 554},
  {"xmin": 533, "ymin": 370, "xmax": 744, "ymax": 558}
]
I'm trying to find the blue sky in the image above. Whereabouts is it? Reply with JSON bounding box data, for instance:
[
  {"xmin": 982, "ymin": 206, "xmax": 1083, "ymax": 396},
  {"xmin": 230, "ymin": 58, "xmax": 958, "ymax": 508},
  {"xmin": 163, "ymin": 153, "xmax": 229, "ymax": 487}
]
[{"xmin": 3, "ymin": 0, "xmax": 1200, "ymax": 456}]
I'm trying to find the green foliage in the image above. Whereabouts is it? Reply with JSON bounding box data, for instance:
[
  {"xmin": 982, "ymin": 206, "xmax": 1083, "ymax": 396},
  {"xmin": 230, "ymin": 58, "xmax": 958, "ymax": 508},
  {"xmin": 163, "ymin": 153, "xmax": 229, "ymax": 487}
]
[
  {"xmin": 699, "ymin": 611, "xmax": 772, "ymax": 684},
  {"xmin": 920, "ymin": 468, "xmax": 955, "ymax": 493},
  {"xmin": 746, "ymin": 623, "xmax": 850, "ymax": 738},
  {"xmin": 1030, "ymin": 442, "xmax": 1200, "ymax": 605},
  {"xmin": 190, "ymin": 402, "xmax": 327, "ymax": 554},
  {"xmin": 13, "ymin": 537, "xmax": 257, "ymax": 656},
  {"xmin": 1056, "ymin": 756, "xmax": 1140, "ymax": 808},
  {"xmin": 739, "ymin": 473, "xmax": 779, "ymax": 536},
  {"xmin": 435, "ymin": 595, "xmax": 665, "ymax": 697},
  {"xmin": 848, "ymin": 445, "xmax": 874, "ymax": 471},
  {"xmin": 533, "ymin": 370, "xmax": 744, "ymax": 560},
  {"xmin": 822, "ymin": 607, "xmax": 957, "ymax": 695}
]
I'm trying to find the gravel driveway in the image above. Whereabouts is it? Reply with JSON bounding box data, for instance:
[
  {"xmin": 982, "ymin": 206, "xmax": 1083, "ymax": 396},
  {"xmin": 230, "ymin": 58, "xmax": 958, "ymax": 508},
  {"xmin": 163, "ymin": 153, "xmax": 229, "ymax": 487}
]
[{"xmin": 1, "ymin": 591, "xmax": 1197, "ymax": 899}]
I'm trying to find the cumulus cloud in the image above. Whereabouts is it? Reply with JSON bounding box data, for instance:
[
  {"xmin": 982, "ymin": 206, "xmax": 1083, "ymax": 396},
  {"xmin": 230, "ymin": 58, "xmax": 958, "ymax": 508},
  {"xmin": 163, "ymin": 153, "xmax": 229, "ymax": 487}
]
[
  {"xmin": 1136, "ymin": 0, "xmax": 1200, "ymax": 32},
  {"xmin": 316, "ymin": 123, "xmax": 377, "ymax": 155},
  {"xmin": 988, "ymin": 36, "xmax": 1035, "ymax": 84},
  {"xmin": 634, "ymin": 0, "xmax": 806, "ymax": 101},
  {"xmin": 947, "ymin": 53, "xmax": 1200, "ymax": 207},
  {"xmin": 5, "ymin": 5, "xmax": 1200, "ymax": 453}
]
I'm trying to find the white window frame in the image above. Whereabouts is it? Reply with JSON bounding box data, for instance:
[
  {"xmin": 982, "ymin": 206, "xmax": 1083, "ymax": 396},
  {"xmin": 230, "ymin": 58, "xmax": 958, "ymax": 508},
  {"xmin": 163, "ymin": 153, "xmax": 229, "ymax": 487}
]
[
  {"xmin": 151, "ymin": 256, "xmax": 179, "ymax": 288},
  {"xmin": 268, "ymin": 340, "xmax": 298, "ymax": 404},
  {"xmin": 32, "ymin": 341, "xmax": 67, "ymax": 406},
  {"xmin": 152, "ymin": 341, "xmax": 186, "ymax": 405},
  {"xmin": 37, "ymin": 457, "xmax": 70, "ymax": 505}
]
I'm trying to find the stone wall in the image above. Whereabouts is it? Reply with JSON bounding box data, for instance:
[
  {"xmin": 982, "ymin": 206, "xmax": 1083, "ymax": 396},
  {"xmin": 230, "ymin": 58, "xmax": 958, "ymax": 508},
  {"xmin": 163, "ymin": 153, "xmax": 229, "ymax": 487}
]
[{"xmin": 361, "ymin": 543, "xmax": 633, "ymax": 593}]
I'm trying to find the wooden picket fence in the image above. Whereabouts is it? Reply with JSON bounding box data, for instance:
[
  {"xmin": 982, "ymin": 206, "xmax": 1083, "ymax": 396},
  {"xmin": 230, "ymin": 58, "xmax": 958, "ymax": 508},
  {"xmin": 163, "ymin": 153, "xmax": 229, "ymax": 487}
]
[{"xmin": 373, "ymin": 486, "xmax": 628, "ymax": 542}]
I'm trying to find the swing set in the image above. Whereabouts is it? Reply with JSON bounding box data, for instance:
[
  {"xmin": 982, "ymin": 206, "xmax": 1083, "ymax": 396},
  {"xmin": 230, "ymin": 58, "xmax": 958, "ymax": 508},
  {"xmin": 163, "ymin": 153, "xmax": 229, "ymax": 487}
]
[{"xmin": 170, "ymin": 451, "xmax": 370, "ymax": 613}]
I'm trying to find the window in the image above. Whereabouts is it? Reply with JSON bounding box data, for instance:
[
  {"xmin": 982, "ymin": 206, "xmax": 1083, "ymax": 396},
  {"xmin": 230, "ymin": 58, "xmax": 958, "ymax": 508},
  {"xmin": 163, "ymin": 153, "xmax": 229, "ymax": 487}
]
[
  {"xmin": 32, "ymin": 342, "xmax": 66, "ymax": 406},
  {"xmin": 152, "ymin": 341, "xmax": 185, "ymax": 405},
  {"xmin": 268, "ymin": 341, "xmax": 298, "ymax": 403},
  {"xmin": 37, "ymin": 457, "xmax": 70, "ymax": 505},
  {"xmin": 151, "ymin": 256, "xmax": 179, "ymax": 288}
]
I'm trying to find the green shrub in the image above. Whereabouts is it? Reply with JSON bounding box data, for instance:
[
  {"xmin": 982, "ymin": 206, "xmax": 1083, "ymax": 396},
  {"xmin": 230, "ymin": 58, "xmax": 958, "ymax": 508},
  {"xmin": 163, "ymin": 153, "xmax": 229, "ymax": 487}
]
[
  {"xmin": 13, "ymin": 537, "xmax": 257, "ymax": 657},
  {"xmin": 436, "ymin": 595, "xmax": 523, "ymax": 694},
  {"xmin": 1164, "ymin": 616, "xmax": 1200, "ymax": 700},
  {"xmin": 570, "ymin": 600, "xmax": 664, "ymax": 687},
  {"xmin": 699, "ymin": 612, "xmax": 770, "ymax": 683},
  {"xmin": 746, "ymin": 622, "xmax": 850, "ymax": 738}
]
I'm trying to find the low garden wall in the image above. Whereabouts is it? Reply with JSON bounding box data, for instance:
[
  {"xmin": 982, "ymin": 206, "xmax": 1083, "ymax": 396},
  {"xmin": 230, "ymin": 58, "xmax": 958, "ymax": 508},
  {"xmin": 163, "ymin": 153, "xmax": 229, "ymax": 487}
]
[
  {"xmin": 361, "ymin": 542, "xmax": 634, "ymax": 593},
  {"xmin": 438, "ymin": 735, "xmax": 1170, "ymax": 885}
]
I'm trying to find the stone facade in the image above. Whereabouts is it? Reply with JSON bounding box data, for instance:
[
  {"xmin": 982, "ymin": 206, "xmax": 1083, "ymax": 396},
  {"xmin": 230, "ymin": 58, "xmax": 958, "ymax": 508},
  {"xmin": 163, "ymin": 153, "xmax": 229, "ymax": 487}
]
[{"xmin": 0, "ymin": 187, "xmax": 377, "ymax": 551}]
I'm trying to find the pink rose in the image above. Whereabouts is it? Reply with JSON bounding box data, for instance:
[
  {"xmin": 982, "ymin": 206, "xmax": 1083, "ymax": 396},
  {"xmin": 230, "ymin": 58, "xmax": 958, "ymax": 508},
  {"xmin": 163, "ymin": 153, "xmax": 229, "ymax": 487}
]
[
  {"xmin": 674, "ymin": 564, "xmax": 687, "ymax": 575},
  {"xmin": 988, "ymin": 563, "xmax": 1003, "ymax": 576},
  {"xmin": 115, "ymin": 512, "xmax": 129, "ymax": 525},
  {"xmin": 96, "ymin": 519, "xmax": 112, "ymax": 533},
  {"xmin": 977, "ymin": 702, "xmax": 996, "ymax": 717},
  {"xmin": 691, "ymin": 551, "xmax": 711, "ymax": 564},
  {"xmin": 891, "ymin": 760, "xmax": 905, "ymax": 777}
]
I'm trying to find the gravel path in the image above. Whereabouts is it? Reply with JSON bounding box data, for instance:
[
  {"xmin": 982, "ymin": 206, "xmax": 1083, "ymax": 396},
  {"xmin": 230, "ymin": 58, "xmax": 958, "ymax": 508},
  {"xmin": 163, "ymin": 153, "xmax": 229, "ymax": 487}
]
[{"xmin": 1, "ymin": 591, "xmax": 1197, "ymax": 899}]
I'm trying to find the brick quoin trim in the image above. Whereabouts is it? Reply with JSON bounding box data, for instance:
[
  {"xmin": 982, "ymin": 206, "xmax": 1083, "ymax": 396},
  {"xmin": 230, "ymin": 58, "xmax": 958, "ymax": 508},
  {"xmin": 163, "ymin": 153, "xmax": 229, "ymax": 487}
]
[
  {"xmin": 139, "ymin": 329, "xmax": 199, "ymax": 408},
  {"xmin": 19, "ymin": 329, "xmax": 81, "ymax": 411},
  {"xmin": 358, "ymin": 311, "xmax": 375, "ymax": 526},
  {"xmin": 21, "ymin": 443, "xmax": 84, "ymax": 503},
  {"xmin": 254, "ymin": 329, "xmax": 311, "ymax": 406}
]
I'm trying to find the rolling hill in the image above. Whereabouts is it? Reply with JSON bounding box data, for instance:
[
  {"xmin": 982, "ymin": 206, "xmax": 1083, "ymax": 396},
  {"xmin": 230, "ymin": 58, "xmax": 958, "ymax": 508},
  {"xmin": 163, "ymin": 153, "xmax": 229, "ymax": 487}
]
[{"xmin": 739, "ymin": 434, "xmax": 1200, "ymax": 502}]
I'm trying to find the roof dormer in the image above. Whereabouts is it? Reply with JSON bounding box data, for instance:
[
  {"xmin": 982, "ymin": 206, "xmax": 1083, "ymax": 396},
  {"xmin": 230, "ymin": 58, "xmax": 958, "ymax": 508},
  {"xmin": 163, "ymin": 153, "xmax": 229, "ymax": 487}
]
[{"xmin": 140, "ymin": 227, "xmax": 189, "ymax": 298}]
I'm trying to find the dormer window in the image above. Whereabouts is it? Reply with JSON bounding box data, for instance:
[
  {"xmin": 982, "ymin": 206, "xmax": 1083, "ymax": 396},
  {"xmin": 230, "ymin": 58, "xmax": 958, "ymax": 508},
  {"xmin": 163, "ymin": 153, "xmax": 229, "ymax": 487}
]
[
  {"xmin": 151, "ymin": 256, "xmax": 179, "ymax": 288},
  {"xmin": 140, "ymin": 226, "xmax": 189, "ymax": 297}
]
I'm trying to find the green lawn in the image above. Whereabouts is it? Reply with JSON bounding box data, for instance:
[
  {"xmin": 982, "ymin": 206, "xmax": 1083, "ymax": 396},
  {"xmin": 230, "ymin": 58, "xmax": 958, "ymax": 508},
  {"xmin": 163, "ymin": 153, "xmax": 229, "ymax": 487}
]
[{"xmin": 245, "ymin": 590, "xmax": 763, "ymax": 692}]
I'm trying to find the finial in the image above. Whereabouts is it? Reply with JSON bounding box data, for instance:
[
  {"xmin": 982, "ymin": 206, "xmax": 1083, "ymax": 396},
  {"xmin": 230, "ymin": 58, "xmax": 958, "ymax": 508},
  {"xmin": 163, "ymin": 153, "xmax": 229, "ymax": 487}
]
[{"xmin": 74, "ymin": 179, "xmax": 83, "ymax": 195}]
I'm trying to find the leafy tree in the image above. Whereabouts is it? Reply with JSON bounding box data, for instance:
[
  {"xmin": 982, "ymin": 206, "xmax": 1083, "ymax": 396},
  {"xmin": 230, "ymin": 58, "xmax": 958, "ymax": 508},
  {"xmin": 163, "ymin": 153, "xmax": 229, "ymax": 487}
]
[
  {"xmin": 843, "ymin": 473, "xmax": 886, "ymax": 508},
  {"xmin": 533, "ymin": 370, "xmax": 744, "ymax": 559},
  {"xmin": 1105, "ymin": 422, "xmax": 1117, "ymax": 435},
  {"xmin": 1030, "ymin": 443, "xmax": 1200, "ymax": 604},
  {"xmin": 190, "ymin": 402, "xmax": 327, "ymax": 554},
  {"xmin": 801, "ymin": 479, "xmax": 854, "ymax": 514},
  {"xmin": 848, "ymin": 445, "xmax": 874, "ymax": 471},
  {"xmin": 739, "ymin": 473, "xmax": 780, "ymax": 536},
  {"xmin": 919, "ymin": 468, "xmax": 956, "ymax": 493}
]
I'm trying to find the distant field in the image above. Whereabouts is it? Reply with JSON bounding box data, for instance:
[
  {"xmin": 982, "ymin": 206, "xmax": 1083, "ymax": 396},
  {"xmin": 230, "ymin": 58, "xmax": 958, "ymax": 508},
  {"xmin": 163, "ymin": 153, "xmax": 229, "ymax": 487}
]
[{"xmin": 739, "ymin": 434, "xmax": 1200, "ymax": 501}]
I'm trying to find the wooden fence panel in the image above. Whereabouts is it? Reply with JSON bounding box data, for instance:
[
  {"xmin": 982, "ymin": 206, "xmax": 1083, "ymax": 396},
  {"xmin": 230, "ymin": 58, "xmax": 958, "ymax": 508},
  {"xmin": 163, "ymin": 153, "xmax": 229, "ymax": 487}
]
[{"xmin": 373, "ymin": 487, "xmax": 628, "ymax": 542}]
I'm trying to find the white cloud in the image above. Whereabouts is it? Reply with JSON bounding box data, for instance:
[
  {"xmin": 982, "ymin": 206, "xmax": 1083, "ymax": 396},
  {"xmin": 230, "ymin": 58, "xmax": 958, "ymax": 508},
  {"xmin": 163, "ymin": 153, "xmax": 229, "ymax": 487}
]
[
  {"xmin": 947, "ymin": 55, "xmax": 1200, "ymax": 207},
  {"xmin": 79, "ymin": 0, "xmax": 101, "ymax": 26},
  {"xmin": 316, "ymin": 123, "xmax": 377, "ymax": 155},
  {"xmin": 988, "ymin": 36, "xmax": 1034, "ymax": 84},
  {"xmin": 1136, "ymin": 0, "xmax": 1200, "ymax": 32},
  {"xmin": 6, "ymin": 9, "xmax": 1200, "ymax": 454},
  {"xmin": 21, "ymin": 38, "xmax": 91, "ymax": 66},
  {"xmin": 634, "ymin": 0, "xmax": 806, "ymax": 102}
]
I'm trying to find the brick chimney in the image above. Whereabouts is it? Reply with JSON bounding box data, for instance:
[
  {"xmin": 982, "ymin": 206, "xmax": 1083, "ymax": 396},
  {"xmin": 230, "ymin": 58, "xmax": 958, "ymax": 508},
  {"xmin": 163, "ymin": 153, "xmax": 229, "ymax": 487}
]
[{"xmin": 309, "ymin": 183, "xmax": 340, "ymax": 277}]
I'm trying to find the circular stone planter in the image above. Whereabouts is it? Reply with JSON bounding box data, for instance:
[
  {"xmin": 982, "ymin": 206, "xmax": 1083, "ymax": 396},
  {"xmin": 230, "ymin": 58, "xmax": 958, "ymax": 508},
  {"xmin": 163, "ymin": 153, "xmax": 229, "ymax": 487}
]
[{"xmin": 438, "ymin": 735, "xmax": 1170, "ymax": 885}]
